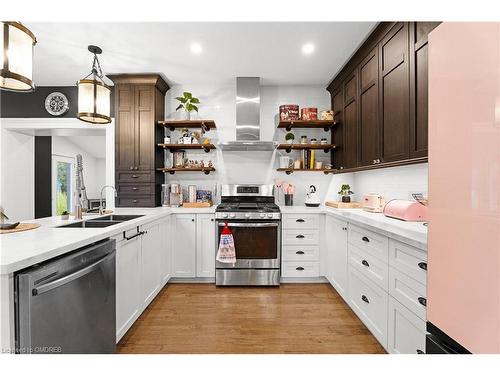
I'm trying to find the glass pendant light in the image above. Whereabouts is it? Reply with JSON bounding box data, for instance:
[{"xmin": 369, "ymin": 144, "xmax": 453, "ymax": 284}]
[
  {"xmin": 77, "ymin": 45, "xmax": 111, "ymax": 124},
  {"xmin": 0, "ymin": 22, "xmax": 37, "ymax": 92}
]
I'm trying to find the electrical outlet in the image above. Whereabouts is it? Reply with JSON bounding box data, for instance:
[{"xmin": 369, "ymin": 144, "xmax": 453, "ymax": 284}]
[{"xmin": 408, "ymin": 191, "xmax": 427, "ymax": 201}]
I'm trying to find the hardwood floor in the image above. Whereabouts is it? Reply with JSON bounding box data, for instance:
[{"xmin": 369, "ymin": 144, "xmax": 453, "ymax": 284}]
[{"xmin": 117, "ymin": 283, "xmax": 386, "ymax": 354}]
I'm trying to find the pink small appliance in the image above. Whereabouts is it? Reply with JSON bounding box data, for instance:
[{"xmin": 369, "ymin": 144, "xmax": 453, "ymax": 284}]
[{"xmin": 383, "ymin": 199, "xmax": 428, "ymax": 222}]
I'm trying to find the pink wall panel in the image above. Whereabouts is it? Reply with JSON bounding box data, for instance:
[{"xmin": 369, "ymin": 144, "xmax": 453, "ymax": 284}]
[{"xmin": 428, "ymin": 22, "xmax": 500, "ymax": 353}]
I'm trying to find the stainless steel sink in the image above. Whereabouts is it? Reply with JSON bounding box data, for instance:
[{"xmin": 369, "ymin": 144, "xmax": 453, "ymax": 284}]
[
  {"xmin": 89, "ymin": 214, "xmax": 144, "ymax": 222},
  {"xmin": 57, "ymin": 221, "xmax": 121, "ymax": 228}
]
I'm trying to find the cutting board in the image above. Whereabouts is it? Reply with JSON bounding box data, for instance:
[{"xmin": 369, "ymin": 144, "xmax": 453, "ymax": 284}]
[
  {"xmin": 325, "ymin": 201, "xmax": 362, "ymax": 209},
  {"xmin": 182, "ymin": 202, "xmax": 212, "ymax": 208},
  {"xmin": 0, "ymin": 223, "xmax": 40, "ymax": 234}
]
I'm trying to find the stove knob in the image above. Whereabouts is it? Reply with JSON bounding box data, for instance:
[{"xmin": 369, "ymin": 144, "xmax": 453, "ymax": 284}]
[
  {"xmin": 267, "ymin": 213, "xmax": 274, "ymax": 218},
  {"xmin": 222, "ymin": 213, "xmax": 228, "ymax": 218},
  {"xmin": 260, "ymin": 213, "xmax": 266, "ymax": 218},
  {"xmin": 245, "ymin": 213, "xmax": 251, "ymax": 218},
  {"xmin": 229, "ymin": 213, "xmax": 236, "ymax": 218}
]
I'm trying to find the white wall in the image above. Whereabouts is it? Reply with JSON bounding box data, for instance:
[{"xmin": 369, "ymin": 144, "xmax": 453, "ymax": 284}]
[
  {"xmin": 165, "ymin": 83, "xmax": 332, "ymax": 205},
  {"xmin": 0, "ymin": 128, "xmax": 34, "ymax": 221},
  {"xmin": 52, "ymin": 137, "xmax": 106, "ymax": 199}
]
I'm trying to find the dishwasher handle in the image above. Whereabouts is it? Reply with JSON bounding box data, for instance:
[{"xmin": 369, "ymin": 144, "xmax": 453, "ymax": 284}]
[{"xmin": 32, "ymin": 252, "xmax": 114, "ymax": 296}]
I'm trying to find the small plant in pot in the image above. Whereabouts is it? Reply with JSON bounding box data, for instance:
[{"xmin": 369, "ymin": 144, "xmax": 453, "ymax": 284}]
[
  {"xmin": 61, "ymin": 210, "xmax": 70, "ymax": 220},
  {"xmin": 285, "ymin": 132, "xmax": 295, "ymax": 144},
  {"xmin": 338, "ymin": 184, "xmax": 354, "ymax": 203},
  {"xmin": 175, "ymin": 92, "xmax": 200, "ymax": 120}
]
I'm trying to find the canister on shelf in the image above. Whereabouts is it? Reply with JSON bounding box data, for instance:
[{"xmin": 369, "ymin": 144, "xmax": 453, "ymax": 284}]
[
  {"xmin": 279, "ymin": 104, "xmax": 300, "ymax": 120},
  {"xmin": 172, "ymin": 151, "xmax": 185, "ymax": 168},
  {"xmin": 188, "ymin": 185, "xmax": 197, "ymax": 203},
  {"xmin": 320, "ymin": 110, "xmax": 334, "ymax": 121},
  {"xmin": 301, "ymin": 107, "xmax": 318, "ymax": 121}
]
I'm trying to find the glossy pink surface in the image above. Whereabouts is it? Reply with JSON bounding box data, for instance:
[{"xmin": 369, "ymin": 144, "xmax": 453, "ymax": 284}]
[
  {"xmin": 428, "ymin": 23, "xmax": 500, "ymax": 353},
  {"xmin": 383, "ymin": 200, "xmax": 428, "ymax": 222}
]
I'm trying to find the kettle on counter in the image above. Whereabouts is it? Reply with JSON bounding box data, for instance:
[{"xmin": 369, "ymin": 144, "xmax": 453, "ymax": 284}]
[{"xmin": 305, "ymin": 185, "xmax": 321, "ymax": 207}]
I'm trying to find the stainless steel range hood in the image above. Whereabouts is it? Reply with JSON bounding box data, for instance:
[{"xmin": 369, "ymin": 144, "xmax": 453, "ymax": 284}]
[{"xmin": 219, "ymin": 77, "xmax": 278, "ymax": 151}]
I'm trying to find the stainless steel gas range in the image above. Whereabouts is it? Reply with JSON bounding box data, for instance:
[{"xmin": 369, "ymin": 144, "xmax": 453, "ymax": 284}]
[{"xmin": 215, "ymin": 184, "xmax": 281, "ymax": 286}]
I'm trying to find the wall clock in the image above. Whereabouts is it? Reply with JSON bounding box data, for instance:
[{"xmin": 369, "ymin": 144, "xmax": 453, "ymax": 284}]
[{"xmin": 45, "ymin": 92, "xmax": 70, "ymax": 116}]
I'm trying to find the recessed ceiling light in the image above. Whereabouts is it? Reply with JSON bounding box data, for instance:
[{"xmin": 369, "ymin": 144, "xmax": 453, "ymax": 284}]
[
  {"xmin": 302, "ymin": 43, "xmax": 315, "ymax": 55},
  {"xmin": 190, "ymin": 42, "xmax": 203, "ymax": 54}
]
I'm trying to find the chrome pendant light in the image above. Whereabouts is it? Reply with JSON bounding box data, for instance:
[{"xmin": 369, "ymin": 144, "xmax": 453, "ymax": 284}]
[
  {"xmin": 77, "ymin": 45, "xmax": 111, "ymax": 124},
  {"xmin": 0, "ymin": 21, "xmax": 37, "ymax": 92}
]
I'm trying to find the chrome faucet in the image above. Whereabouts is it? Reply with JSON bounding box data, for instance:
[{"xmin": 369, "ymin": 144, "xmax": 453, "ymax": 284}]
[{"xmin": 99, "ymin": 185, "xmax": 117, "ymax": 215}]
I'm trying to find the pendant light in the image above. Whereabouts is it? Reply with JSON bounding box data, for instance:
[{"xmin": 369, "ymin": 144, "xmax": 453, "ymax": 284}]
[
  {"xmin": 77, "ymin": 45, "xmax": 111, "ymax": 124},
  {"xmin": 0, "ymin": 22, "xmax": 37, "ymax": 92}
]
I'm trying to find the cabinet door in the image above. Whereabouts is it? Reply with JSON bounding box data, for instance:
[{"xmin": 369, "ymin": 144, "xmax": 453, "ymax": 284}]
[
  {"xmin": 343, "ymin": 72, "xmax": 359, "ymax": 168},
  {"xmin": 325, "ymin": 216, "xmax": 348, "ymax": 298},
  {"xmin": 141, "ymin": 222, "xmax": 162, "ymax": 306},
  {"xmin": 116, "ymin": 235, "xmax": 141, "ymax": 342},
  {"xmin": 159, "ymin": 216, "xmax": 172, "ymax": 285},
  {"xmin": 172, "ymin": 214, "xmax": 196, "ymax": 277},
  {"xmin": 359, "ymin": 48, "xmax": 380, "ymax": 166},
  {"xmin": 380, "ymin": 22, "xmax": 410, "ymax": 162},
  {"xmin": 409, "ymin": 22, "xmax": 440, "ymax": 159},
  {"xmin": 134, "ymin": 85, "xmax": 155, "ymax": 171},
  {"xmin": 115, "ymin": 84, "xmax": 136, "ymax": 171},
  {"xmin": 388, "ymin": 296, "xmax": 426, "ymax": 354},
  {"xmin": 331, "ymin": 88, "xmax": 344, "ymax": 170},
  {"xmin": 196, "ymin": 214, "xmax": 216, "ymax": 278}
]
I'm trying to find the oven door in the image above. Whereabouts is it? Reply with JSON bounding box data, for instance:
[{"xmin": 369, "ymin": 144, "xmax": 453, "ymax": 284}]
[{"xmin": 216, "ymin": 221, "xmax": 280, "ymax": 269}]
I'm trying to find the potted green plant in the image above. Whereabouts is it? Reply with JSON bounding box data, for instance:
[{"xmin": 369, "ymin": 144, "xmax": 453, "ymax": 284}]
[
  {"xmin": 175, "ymin": 92, "xmax": 200, "ymax": 120},
  {"xmin": 338, "ymin": 184, "xmax": 354, "ymax": 203},
  {"xmin": 285, "ymin": 132, "xmax": 295, "ymax": 144},
  {"xmin": 61, "ymin": 210, "xmax": 70, "ymax": 220}
]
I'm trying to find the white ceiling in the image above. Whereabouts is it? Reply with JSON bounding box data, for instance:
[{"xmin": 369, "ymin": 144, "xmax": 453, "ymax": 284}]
[
  {"xmin": 65, "ymin": 136, "xmax": 106, "ymax": 159},
  {"xmin": 26, "ymin": 22, "xmax": 376, "ymax": 86}
]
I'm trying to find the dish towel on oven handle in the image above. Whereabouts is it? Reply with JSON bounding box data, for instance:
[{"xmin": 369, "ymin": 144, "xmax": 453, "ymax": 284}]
[{"xmin": 216, "ymin": 221, "xmax": 236, "ymax": 264}]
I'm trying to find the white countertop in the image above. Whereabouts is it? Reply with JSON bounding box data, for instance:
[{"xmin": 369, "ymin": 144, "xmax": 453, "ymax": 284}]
[
  {"xmin": 0, "ymin": 206, "xmax": 215, "ymax": 275},
  {"xmin": 280, "ymin": 204, "xmax": 427, "ymax": 250}
]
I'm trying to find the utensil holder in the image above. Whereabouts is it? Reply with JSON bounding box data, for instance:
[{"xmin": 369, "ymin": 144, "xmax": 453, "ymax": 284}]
[{"xmin": 285, "ymin": 194, "xmax": 294, "ymax": 206}]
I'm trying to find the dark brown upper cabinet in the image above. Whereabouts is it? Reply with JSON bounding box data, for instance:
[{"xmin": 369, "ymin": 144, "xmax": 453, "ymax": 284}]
[
  {"xmin": 380, "ymin": 22, "xmax": 410, "ymax": 163},
  {"xmin": 109, "ymin": 74, "xmax": 169, "ymax": 207},
  {"xmin": 326, "ymin": 21, "xmax": 440, "ymax": 173},
  {"xmin": 359, "ymin": 47, "xmax": 380, "ymax": 166},
  {"xmin": 342, "ymin": 71, "xmax": 359, "ymax": 169}
]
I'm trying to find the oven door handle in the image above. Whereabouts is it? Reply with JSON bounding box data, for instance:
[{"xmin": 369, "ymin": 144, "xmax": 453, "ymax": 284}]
[{"xmin": 217, "ymin": 222, "xmax": 279, "ymax": 228}]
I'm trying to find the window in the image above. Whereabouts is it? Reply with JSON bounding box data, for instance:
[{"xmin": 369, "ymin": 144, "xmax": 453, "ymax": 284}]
[{"xmin": 52, "ymin": 155, "xmax": 75, "ymax": 215}]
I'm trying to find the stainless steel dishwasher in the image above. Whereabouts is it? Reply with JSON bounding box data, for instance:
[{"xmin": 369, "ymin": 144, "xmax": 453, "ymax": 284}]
[{"xmin": 15, "ymin": 238, "xmax": 116, "ymax": 354}]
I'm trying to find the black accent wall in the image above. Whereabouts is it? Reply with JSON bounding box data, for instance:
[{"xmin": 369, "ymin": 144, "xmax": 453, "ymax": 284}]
[
  {"xmin": 34, "ymin": 136, "xmax": 52, "ymax": 218},
  {"xmin": 0, "ymin": 86, "xmax": 114, "ymax": 118}
]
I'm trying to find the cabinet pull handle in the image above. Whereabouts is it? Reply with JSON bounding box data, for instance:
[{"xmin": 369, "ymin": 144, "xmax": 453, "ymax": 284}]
[
  {"xmin": 416, "ymin": 349, "xmax": 424, "ymax": 354},
  {"xmin": 418, "ymin": 297, "xmax": 427, "ymax": 307},
  {"xmin": 418, "ymin": 262, "xmax": 427, "ymax": 271},
  {"xmin": 296, "ymin": 219, "xmax": 305, "ymax": 222},
  {"xmin": 296, "ymin": 250, "xmax": 305, "ymax": 255},
  {"xmin": 132, "ymin": 187, "xmax": 138, "ymax": 191},
  {"xmin": 211, "ymin": 219, "xmax": 214, "ymax": 222},
  {"xmin": 361, "ymin": 295, "xmax": 369, "ymax": 303},
  {"xmin": 129, "ymin": 166, "xmax": 134, "ymax": 170},
  {"xmin": 296, "ymin": 234, "xmax": 305, "ymax": 239},
  {"xmin": 132, "ymin": 174, "xmax": 138, "ymax": 179},
  {"xmin": 362, "ymin": 236, "xmax": 370, "ymax": 242},
  {"xmin": 361, "ymin": 260, "xmax": 369, "ymax": 267},
  {"xmin": 134, "ymin": 166, "xmax": 138, "ymax": 170},
  {"xmin": 132, "ymin": 200, "xmax": 138, "ymax": 203},
  {"xmin": 296, "ymin": 267, "xmax": 304, "ymax": 271},
  {"xmin": 191, "ymin": 219, "xmax": 195, "ymax": 222},
  {"xmin": 125, "ymin": 230, "xmax": 146, "ymax": 241}
]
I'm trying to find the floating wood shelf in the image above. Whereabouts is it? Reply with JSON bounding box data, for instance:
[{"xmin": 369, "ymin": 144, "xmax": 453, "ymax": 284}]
[
  {"xmin": 157, "ymin": 143, "xmax": 216, "ymax": 153},
  {"xmin": 277, "ymin": 168, "xmax": 336, "ymax": 175},
  {"xmin": 158, "ymin": 167, "xmax": 215, "ymax": 175},
  {"xmin": 157, "ymin": 120, "xmax": 216, "ymax": 131},
  {"xmin": 278, "ymin": 120, "xmax": 337, "ymax": 132},
  {"xmin": 276, "ymin": 144, "xmax": 336, "ymax": 153}
]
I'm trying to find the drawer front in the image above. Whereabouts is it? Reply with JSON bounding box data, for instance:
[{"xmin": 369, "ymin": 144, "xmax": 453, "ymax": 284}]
[
  {"xmin": 116, "ymin": 195, "xmax": 157, "ymax": 207},
  {"xmin": 116, "ymin": 171, "xmax": 154, "ymax": 183},
  {"xmin": 117, "ymin": 183, "xmax": 155, "ymax": 195},
  {"xmin": 281, "ymin": 261, "xmax": 320, "ymax": 278},
  {"xmin": 388, "ymin": 296, "xmax": 426, "ymax": 354},
  {"xmin": 348, "ymin": 224, "xmax": 389, "ymax": 262},
  {"xmin": 348, "ymin": 265, "xmax": 388, "ymax": 347},
  {"xmin": 283, "ymin": 245, "xmax": 320, "ymax": 261},
  {"xmin": 348, "ymin": 244, "xmax": 389, "ymax": 291},
  {"xmin": 283, "ymin": 214, "xmax": 320, "ymax": 229},
  {"xmin": 389, "ymin": 239, "xmax": 427, "ymax": 285},
  {"xmin": 389, "ymin": 267, "xmax": 427, "ymax": 320},
  {"xmin": 283, "ymin": 229, "xmax": 320, "ymax": 245}
]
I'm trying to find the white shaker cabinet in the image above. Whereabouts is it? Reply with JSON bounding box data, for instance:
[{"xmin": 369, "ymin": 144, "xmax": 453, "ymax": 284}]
[
  {"xmin": 196, "ymin": 214, "xmax": 216, "ymax": 278},
  {"xmin": 140, "ymin": 221, "xmax": 162, "ymax": 306},
  {"xmin": 159, "ymin": 216, "xmax": 172, "ymax": 285},
  {"xmin": 171, "ymin": 214, "xmax": 197, "ymax": 277},
  {"xmin": 325, "ymin": 215, "xmax": 348, "ymax": 299}
]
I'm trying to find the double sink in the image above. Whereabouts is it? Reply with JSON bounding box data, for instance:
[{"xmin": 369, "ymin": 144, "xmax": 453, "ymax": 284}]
[{"xmin": 57, "ymin": 214, "xmax": 144, "ymax": 228}]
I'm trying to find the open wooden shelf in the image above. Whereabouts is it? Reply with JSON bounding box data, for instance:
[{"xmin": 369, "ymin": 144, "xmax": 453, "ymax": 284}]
[
  {"xmin": 157, "ymin": 143, "xmax": 216, "ymax": 153},
  {"xmin": 158, "ymin": 167, "xmax": 216, "ymax": 175},
  {"xmin": 157, "ymin": 120, "xmax": 216, "ymax": 131},
  {"xmin": 277, "ymin": 143, "xmax": 336, "ymax": 153},
  {"xmin": 277, "ymin": 168, "xmax": 336, "ymax": 175},
  {"xmin": 278, "ymin": 120, "xmax": 337, "ymax": 132}
]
